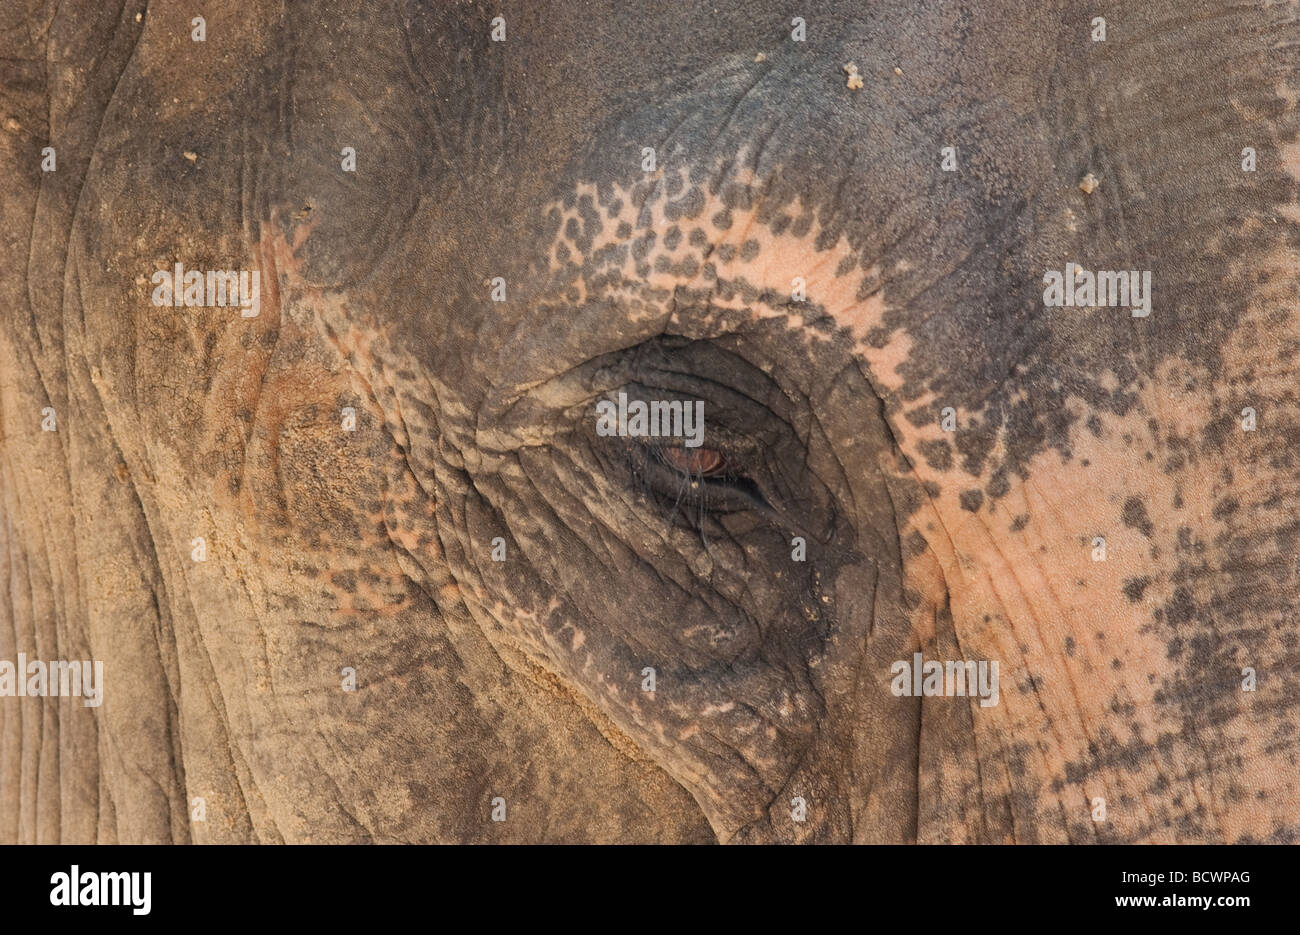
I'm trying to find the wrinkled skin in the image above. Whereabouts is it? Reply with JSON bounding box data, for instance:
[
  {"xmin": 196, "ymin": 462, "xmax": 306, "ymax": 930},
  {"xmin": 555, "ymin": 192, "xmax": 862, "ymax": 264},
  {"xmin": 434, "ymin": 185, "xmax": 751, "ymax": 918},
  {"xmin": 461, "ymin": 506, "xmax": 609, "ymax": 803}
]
[{"xmin": 2, "ymin": 0, "xmax": 1298, "ymax": 843}]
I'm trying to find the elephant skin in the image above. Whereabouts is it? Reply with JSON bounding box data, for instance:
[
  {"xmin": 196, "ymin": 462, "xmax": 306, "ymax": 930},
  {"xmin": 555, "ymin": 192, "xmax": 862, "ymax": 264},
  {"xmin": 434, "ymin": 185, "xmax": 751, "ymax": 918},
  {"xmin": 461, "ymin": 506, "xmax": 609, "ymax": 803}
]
[{"xmin": 0, "ymin": 0, "xmax": 1298, "ymax": 843}]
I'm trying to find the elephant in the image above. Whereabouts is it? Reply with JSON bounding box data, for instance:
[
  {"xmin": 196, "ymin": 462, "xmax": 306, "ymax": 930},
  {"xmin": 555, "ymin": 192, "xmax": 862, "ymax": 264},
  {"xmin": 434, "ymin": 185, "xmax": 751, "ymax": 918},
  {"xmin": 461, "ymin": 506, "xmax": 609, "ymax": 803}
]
[{"xmin": 1, "ymin": 0, "xmax": 1297, "ymax": 844}]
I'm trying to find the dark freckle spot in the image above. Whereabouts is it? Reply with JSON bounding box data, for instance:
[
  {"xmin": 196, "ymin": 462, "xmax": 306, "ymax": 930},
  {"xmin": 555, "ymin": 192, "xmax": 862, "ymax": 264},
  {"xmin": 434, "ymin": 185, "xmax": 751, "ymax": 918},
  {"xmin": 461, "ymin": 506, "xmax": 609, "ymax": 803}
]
[
  {"xmin": 904, "ymin": 530, "xmax": 928, "ymax": 557},
  {"xmin": 653, "ymin": 255, "xmax": 671, "ymax": 273},
  {"xmin": 564, "ymin": 217, "xmax": 580, "ymax": 242},
  {"xmin": 1081, "ymin": 459, "xmax": 1090, "ymax": 467},
  {"xmin": 986, "ymin": 472, "xmax": 1010, "ymax": 499},
  {"xmin": 716, "ymin": 243, "xmax": 737, "ymax": 263},
  {"xmin": 1211, "ymin": 496, "xmax": 1239, "ymax": 521},
  {"xmin": 712, "ymin": 209, "xmax": 733, "ymax": 230},
  {"xmin": 790, "ymin": 215, "xmax": 812, "ymax": 238},
  {"xmin": 740, "ymin": 240, "xmax": 760, "ymax": 262},
  {"xmin": 606, "ymin": 198, "xmax": 623, "ymax": 218},
  {"xmin": 631, "ymin": 231, "xmax": 656, "ymax": 260},
  {"xmin": 813, "ymin": 227, "xmax": 838, "ymax": 251},
  {"xmin": 1064, "ymin": 637, "xmax": 1075, "ymax": 656},
  {"xmin": 835, "ymin": 255, "xmax": 856, "ymax": 277},
  {"xmin": 664, "ymin": 186, "xmax": 705, "ymax": 222},
  {"xmin": 904, "ymin": 405, "xmax": 932, "ymax": 429},
  {"xmin": 636, "ymin": 262, "xmax": 651, "ymax": 278},
  {"xmin": 616, "ymin": 221, "xmax": 631, "ymax": 239},
  {"xmin": 1010, "ymin": 514, "xmax": 1029, "ymax": 532},
  {"xmin": 1122, "ymin": 576, "xmax": 1151, "ymax": 603},
  {"xmin": 1111, "ymin": 658, "xmax": 1122, "ymax": 670},
  {"xmin": 771, "ymin": 214, "xmax": 791, "ymax": 236},
  {"xmin": 663, "ymin": 226, "xmax": 682, "ymax": 250},
  {"xmin": 555, "ymin": 241, "xmax": 571, "ymax": 264},
  {"xmin": 983, "ymin": 615, "xmax": 991, "ymax": 622},
  {"xmin": 959, "ymin": 489, "xmax": 984, "ymax": 512},
  {"xmin": 917, "ymin": 439, "xmax": 952, "ymax": 471},
  {"xmin": 1165, "ymin": 585, "xmax": 1195, "ymax": 627},
  {"xmin": 1121, "ymin": 496, "xmax": 1154, "ymax": 538},
  {"xmin": 1087, "ymin": 414, "xmax": 1102, "ymax": 437},
  {"xmin": 689, "ymin": 228, "xmax": 708, "ymax": 247},
  {"xmin": 331, "ymin": 571, "xmax": 357, "ymax": 594},
  {"xmin": 720, "ymin": 182, "xmax": 754, "ymax": 211},
  {"xmin": 922, "ymin": 481, "xmax": 941, "ymax": 498}
]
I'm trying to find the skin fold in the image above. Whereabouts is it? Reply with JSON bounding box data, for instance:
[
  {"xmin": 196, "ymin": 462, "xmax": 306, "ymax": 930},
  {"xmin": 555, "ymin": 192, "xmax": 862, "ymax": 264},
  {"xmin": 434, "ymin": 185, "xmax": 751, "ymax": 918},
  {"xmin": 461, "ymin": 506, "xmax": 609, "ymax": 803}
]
[{"xmin": 0, "ymin": 0, "xmax": 1297, "ymax": 843}]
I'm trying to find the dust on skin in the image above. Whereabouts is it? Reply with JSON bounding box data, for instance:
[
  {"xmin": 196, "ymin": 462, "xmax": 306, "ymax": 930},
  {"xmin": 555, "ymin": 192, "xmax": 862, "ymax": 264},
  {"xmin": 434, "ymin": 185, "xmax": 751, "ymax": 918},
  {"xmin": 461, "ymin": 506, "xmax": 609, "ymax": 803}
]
[{"xmin": 539, "ymin": 155, "xmax": 1300, "ymax": 841}]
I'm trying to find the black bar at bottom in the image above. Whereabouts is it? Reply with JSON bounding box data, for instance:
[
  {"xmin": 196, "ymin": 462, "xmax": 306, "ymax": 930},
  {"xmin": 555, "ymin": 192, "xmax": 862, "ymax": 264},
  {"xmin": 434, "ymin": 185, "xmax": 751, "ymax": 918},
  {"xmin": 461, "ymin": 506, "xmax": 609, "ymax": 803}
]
[{"xmin": 0, "ymin": 843, "xmax": 1278, "ymax": 924}]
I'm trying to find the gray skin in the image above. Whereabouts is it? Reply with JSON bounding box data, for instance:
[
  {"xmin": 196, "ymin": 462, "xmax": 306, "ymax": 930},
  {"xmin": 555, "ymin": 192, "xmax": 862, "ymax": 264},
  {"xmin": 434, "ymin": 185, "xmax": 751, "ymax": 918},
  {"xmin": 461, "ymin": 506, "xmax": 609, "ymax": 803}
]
[{"xmin": 1, "ymin": 0, "xmax": 1297, "ymax": 843}]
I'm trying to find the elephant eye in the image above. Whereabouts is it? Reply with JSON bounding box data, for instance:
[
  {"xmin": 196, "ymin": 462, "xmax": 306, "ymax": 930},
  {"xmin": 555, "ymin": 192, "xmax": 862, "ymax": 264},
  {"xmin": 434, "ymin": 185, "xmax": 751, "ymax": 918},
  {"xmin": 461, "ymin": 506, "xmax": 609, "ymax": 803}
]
[
  {"xmin": 654, "ymin": 445, "xmax": 730, "ymax": 477},
  {"xmin": 631, "ymin": 440, "xmax": 772, "ymax": 519}
]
